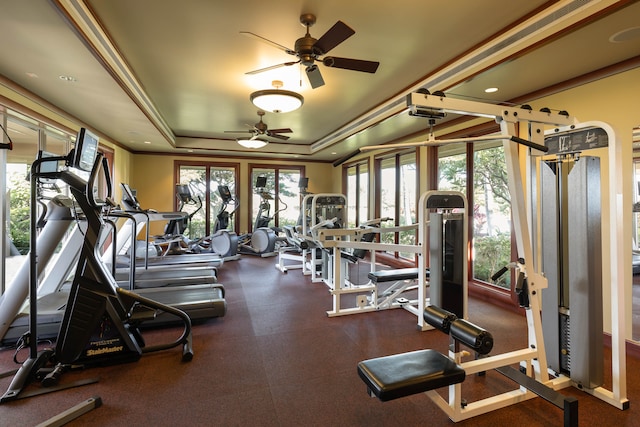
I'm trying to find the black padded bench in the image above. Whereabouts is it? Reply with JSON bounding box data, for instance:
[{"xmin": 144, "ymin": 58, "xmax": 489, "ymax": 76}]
[
  {"xmin": 358, "ymin": 349, "xmax": 465, "ymax": 401},
  {"xmin": 357, "ymin": 305, "xmax": 492, "ymax": 402},
  {"xmin": 367, "ymin": 268, "xmax": 419, "ymax": 283},
  {"xmin": 357, "ymin": 305, "xmax": 578, "ymax": 427}
]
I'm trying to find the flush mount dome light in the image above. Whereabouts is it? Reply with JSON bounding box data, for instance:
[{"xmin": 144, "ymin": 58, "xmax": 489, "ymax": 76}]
[
  {"xmin": 250, "ymin": 80, "xmax": 303, "ymax": 113},
  {"xmin": 237, "ymin": 138, "xmax": 268, "ymax": 149}
]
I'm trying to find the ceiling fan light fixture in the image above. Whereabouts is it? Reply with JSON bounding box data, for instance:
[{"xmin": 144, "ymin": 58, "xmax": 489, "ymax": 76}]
[
  {"xmin": 250, "ymin": 80, "xmax": 303, "ymax": 113},
  {"xmin": 237, "ymin": 138, "xmax": 269, "ymax": 149}
]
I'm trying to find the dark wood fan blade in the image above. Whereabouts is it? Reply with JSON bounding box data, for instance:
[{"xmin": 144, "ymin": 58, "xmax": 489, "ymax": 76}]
[
  {"xmin": 322, "ymin": 56, "xmax": 379, "ymax": 73},
  {"xmin": 313, "ymin": 21, "xmax": 355, "ymax": 54},
  {"xmin": 306, "ymin": 64, "xmax": 325, "ymax": 89},
  {"xmin": 224, "ymin": 130, "xmax": 254, "ymax": 134},
  {"xmin": 245, "ymin": 61, "xmax": 300, "ymax": 75},
  {"xmin": 240, "ymin": 31, "xmax": 296, "ymax": 55},
  {"xmin": 266, "ymin": 132, "xmax": 290, "ymax": 140},
  {"xmin": 267, "ymin": 128, "xmax": 293, "ymax": 134}
]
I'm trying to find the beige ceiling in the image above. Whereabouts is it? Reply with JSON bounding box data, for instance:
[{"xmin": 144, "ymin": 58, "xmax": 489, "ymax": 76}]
[{"xmin": 0, "ymin": 0, "xmax": 639, "ymax": 162}]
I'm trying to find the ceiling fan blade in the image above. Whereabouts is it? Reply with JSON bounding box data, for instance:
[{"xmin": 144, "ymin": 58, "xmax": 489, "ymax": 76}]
[
  {"xmin": 245, "ymin": 60, "xmax": 300, "ymax": 75},
  {"xmin": 313, "ymin": 21, "xmax": 355, "ymax": 54},
  {"xmin": 322, "ymin": 57, "xmax": 379, "ymax": 73},
  {"xmin": 306, "ymin": 64, "xmax": 325, "ymax": 89},
  {"xmin": 267, "ymin": 128, "xmax": 293, "ymax": 134},
  {"xmin": 224, "ymin": 130, "xmax": 254, "ymax": 134},
  {"xmin": 240, "ymin": 31, "xmax": 296, "ymax": 55},
  {"xmin": 266, "ymin": 132, "xmax": 290, "ymax": 140}
]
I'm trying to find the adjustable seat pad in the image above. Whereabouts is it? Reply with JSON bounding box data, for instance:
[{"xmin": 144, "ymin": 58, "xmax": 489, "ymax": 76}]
[
  {"xmin": 357, "ymin": 349, "xmax": 465, "ymax": 401},
  {"xmin": 367, "ymin": 268, "xmax": 419, "ymax": 283}
]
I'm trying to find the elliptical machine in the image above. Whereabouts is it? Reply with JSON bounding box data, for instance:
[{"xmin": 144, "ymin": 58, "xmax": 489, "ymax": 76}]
[
  {"xmin": 1, "ymin": 128, "xmax": 193, "ymax": 403},
  {"xmin": 173, "ymin": 183, "xmax": 240, "ymax": 260},
  {"xmin": 208, "ymin": 185, "xmax": 240, "ymax": 259},
  {"xmin": 238, "ymin": 176, "xmax": 284, "ymax": 257},
  {"xmin": 169, "ymin": 183, "xmax": 201, "ymax": 237}
]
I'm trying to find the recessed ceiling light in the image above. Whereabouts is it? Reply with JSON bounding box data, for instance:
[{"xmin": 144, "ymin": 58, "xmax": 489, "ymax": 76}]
[
  {"xmin": 331, "ymin": 152, "xmax": 337, "ymax": 155},
  {"xmin": 609, "ymin": 26, "xmax": 640, "ymax": 43},
  {"xmin": 144, "ymin": 141, "xmax": 151, "ymax": 144},
  {"xmin": 59, "ymin": 75, "xmax": 77, "ymax": 82},
  {"xmin": 484, "ymin": 87, "xmax": 498, "ymax": 93}
]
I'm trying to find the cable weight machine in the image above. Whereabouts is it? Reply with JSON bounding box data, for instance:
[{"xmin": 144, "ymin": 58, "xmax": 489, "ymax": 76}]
[
  {"xmin": 539, "ymin": 127, "xmax": 608, "ymax": 390},
  {"xmin": 360, "ymin": 92, "xmax": 628, "ymax": 412}
]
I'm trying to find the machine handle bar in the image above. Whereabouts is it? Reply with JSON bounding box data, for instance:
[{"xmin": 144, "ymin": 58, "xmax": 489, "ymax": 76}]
[{"xmin": 510, "ymin": 136, "xmax": 548, "ymax": 153}]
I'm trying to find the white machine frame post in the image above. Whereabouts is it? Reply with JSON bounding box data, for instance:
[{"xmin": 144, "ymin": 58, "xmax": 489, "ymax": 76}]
[
  {"xmin": 301, "ymin": 193, "xmax": 348, "ymax": 283},
  {"xmin": 316, "ymin": 226, "xmax": 422, "ymax": 317}
]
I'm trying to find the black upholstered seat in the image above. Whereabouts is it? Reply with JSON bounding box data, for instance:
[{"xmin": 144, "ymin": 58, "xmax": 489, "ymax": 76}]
[
  {"xmin": 357, "ymin": 349, "xmax": 465, "ymax": 401},
  {"xmin": 367, "ymin": 268, "xmax": 419, "ymax": 283}
]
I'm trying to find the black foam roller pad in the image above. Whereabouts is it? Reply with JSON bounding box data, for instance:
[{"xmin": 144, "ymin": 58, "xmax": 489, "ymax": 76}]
[
  {"xmin": 423, "ymin": 305, "xmax": 458, "ymax": 334},
  {"xmin": 449, "ymin": 319, "xmax": 494, "ymax": 355}
]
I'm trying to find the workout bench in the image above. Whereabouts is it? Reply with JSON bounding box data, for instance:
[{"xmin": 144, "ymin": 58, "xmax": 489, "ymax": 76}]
[
  {"xmin": 275, "ymin": 226, "xmax": 309, "ymax": 273},
  {"xmin": 324, "ymin": 266, "xmax": 425, "ymax": 317},
  {"xmin": 367, "ymin": 267, "xmax": 422, "ymax": 310},
  {"xmin": 357, "ymin": 305, "xmax": 578, "ymax": 426}
]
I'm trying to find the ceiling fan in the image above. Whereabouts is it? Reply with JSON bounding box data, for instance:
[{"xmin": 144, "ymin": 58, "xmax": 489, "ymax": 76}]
[
  {"xmin": 241, "ymin": 13, "xmax": 380, "ymax": 89},
  {"xmin": 224, "ymin": 110, "xmax": 293, "ymax": 140}
]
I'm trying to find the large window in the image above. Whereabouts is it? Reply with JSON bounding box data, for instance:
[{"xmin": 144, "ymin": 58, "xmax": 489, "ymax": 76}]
[
  {"xmin": 6, "ymin": 118, "xmax": 40, "ymax": 258},
  {"xmin": 344, "ymin": 160, "xmax": 369, "ymax": 227},
  {"xmin": 2, "ymin": 111, "xmax": 85, "ymax": 291},
  {"xmin": 438, "ymin": 152, "xmax": 467, "ymax": 191},
  {"xmin": 472, "ymin": 144, "xmax": 511, "ymax": 288},
  {"xmin": 376, "ymin": 151, "xmax": 418, "ymax": 259},
  {"xmin": 249, "ymin": 165, "xmax": 304, "ymax": 231},
  {"xmin": 438, "ymin": 141, "xmax": 512, "ymax": 289},
  {"xmin": 176, "ymin": 162, "xmax": 239, "ymax": 239}
]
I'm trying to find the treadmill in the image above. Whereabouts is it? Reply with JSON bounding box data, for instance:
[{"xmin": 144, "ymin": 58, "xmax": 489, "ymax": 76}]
[
  {"xmin": 1, "ymin": 154, "xmax": 226, "ymax": 346},
  {"xmin": 102, "ymin": 183, "xmax": 226, "ymax": 290},
  {"xmin": 108, "ymin": 183, "xmax": 226, "ymax": 270}
]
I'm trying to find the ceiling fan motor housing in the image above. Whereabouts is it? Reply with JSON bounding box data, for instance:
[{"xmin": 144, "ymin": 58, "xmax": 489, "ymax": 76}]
[{"xmin": 295, "ymin": 36, "xmax": 319, "ymax": 65}]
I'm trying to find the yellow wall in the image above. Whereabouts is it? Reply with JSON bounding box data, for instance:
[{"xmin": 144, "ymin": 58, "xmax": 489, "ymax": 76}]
[{"xmin": 107, "ymin": 144, "xmax": 132, "ymax": 204}]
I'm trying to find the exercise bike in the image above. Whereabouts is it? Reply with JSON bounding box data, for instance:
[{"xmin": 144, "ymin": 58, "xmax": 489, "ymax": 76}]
[{"xmin": 1, "ymin": 129, "xmax": 193, "ymax": 403}]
